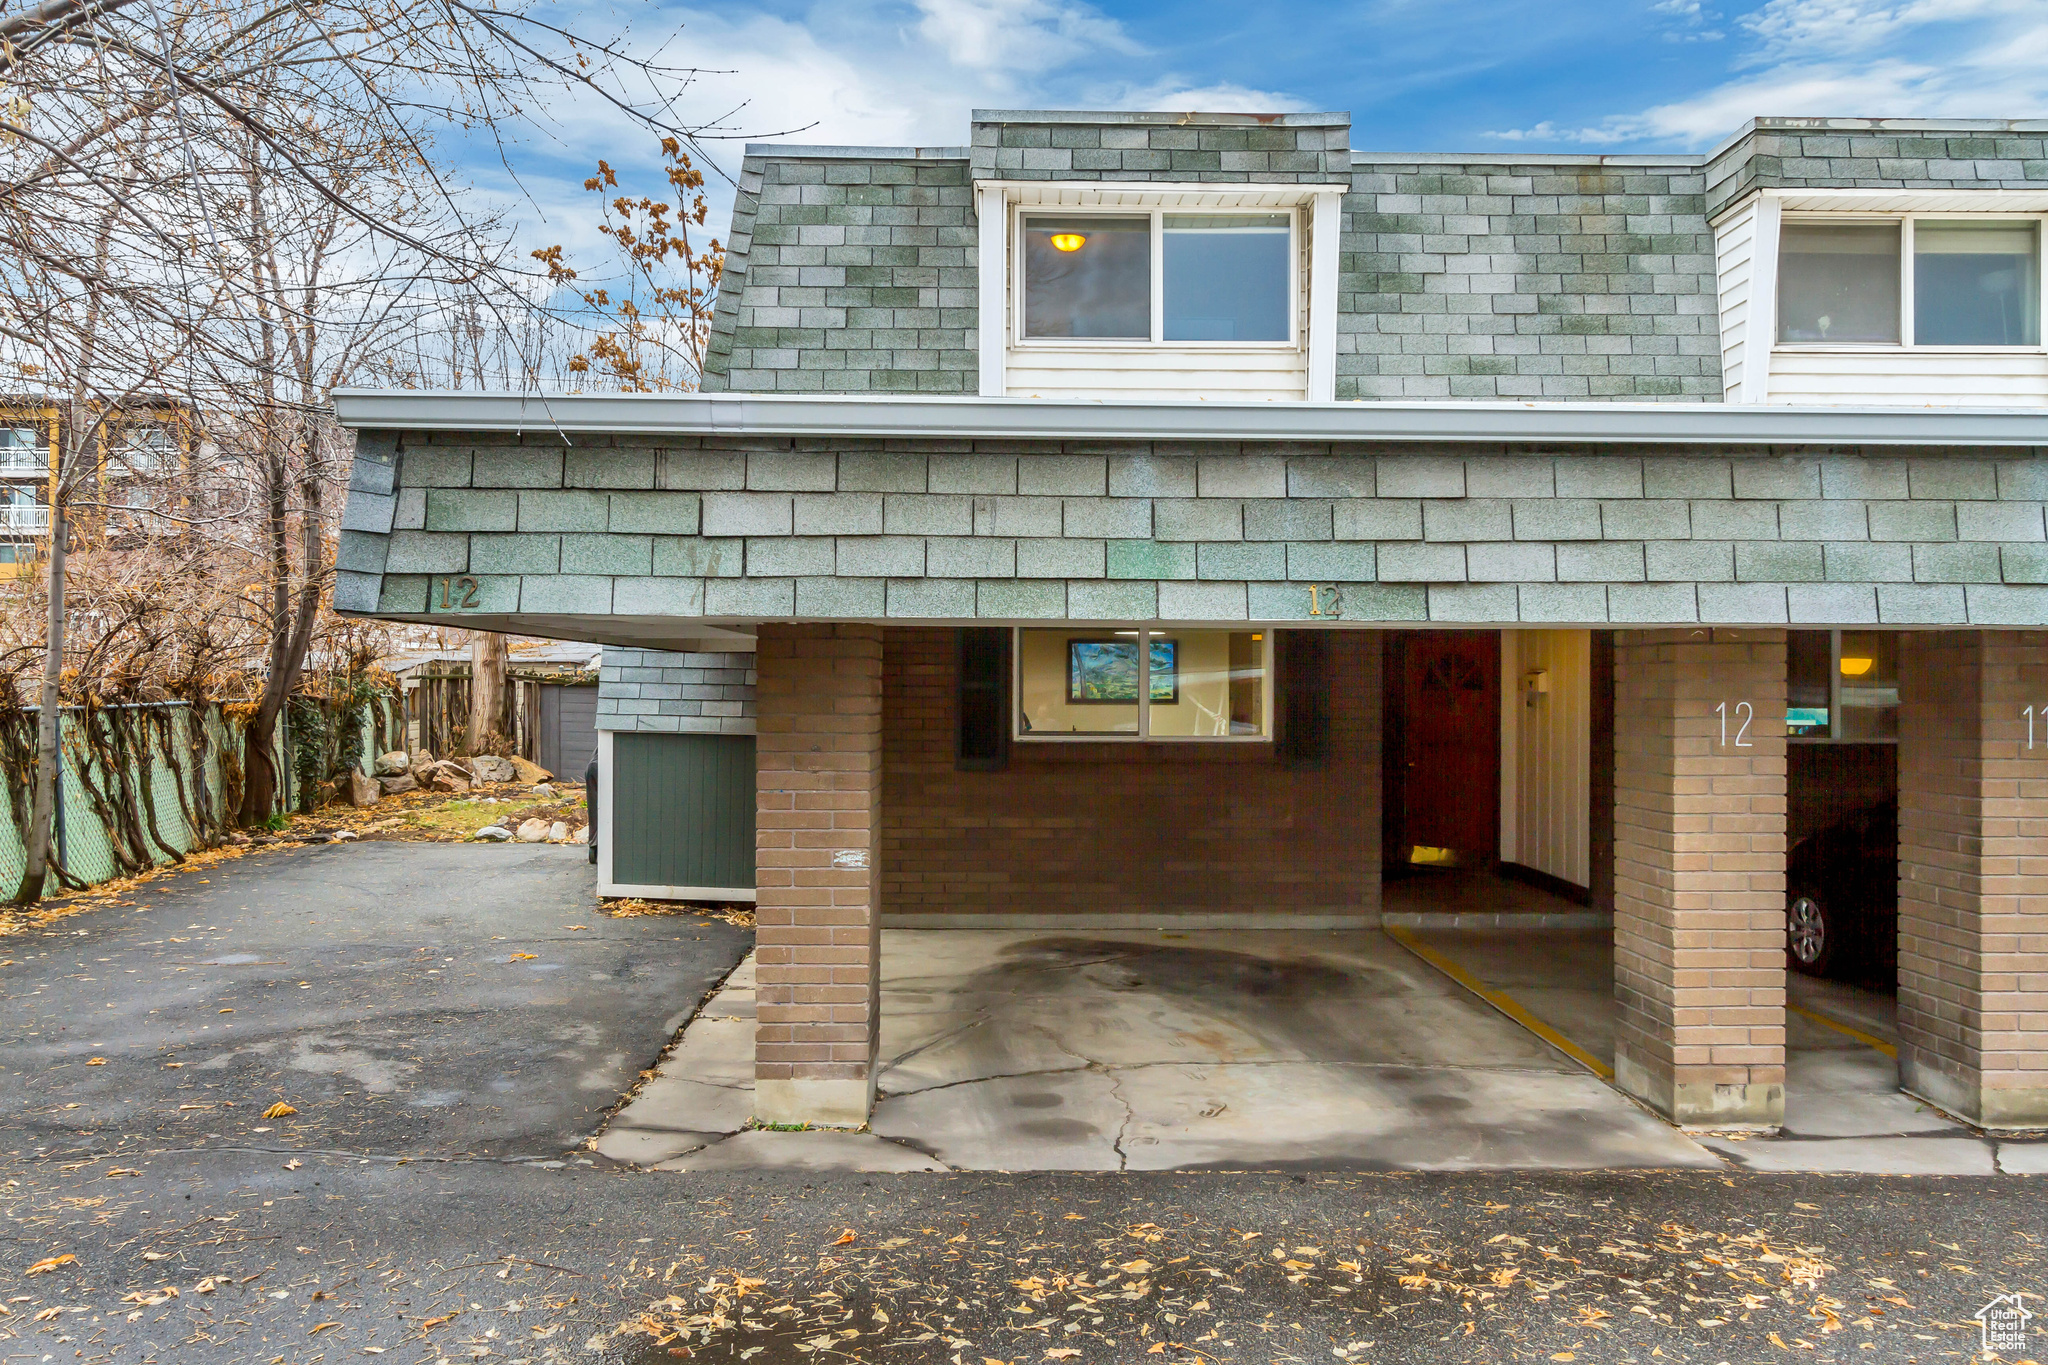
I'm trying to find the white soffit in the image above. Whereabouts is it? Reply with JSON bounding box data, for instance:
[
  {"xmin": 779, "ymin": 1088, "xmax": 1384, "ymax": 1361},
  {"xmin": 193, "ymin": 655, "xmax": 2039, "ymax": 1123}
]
[
  {"xmin": 1769, "ymin": 188, "xmax": 2048, "ymax": 213},
  {"xmin": 985, "ymin": 179, "xmax": 1344, "ymax": 210}
]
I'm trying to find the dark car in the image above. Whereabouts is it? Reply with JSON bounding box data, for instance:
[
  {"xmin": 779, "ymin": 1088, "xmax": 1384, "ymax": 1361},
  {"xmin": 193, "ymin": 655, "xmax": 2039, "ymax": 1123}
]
[{"xmin": 1785, "ymin": 800, "xmax": 1897, "ymax": 980}]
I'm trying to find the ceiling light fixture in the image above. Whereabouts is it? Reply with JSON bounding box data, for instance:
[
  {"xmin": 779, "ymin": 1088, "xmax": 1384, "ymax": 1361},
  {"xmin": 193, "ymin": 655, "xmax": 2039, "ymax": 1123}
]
[{"xmin": 1049, "ymin": 233, "xmax": 1086, "ymax": 252}]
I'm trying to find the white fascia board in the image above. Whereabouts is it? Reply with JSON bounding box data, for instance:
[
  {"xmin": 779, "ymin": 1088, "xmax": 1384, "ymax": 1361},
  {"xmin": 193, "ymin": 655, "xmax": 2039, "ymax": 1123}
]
[{"xmin": 332, "ymin": 389, "xmax": 2048, "ymax": 447}]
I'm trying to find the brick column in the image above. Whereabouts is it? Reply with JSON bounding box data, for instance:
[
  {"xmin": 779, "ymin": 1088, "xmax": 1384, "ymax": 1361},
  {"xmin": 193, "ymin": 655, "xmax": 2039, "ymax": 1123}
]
[
  {"xmin": 753, "ymin": 623, "xmax": 883, "ymax": 1127},
  {"xmin": 1897, "ymin": 631, "xmax": 2048, "ymax": 1129},
  {"xmin": 1612, "ymin": 629, "xmax": 1787, "ymax": 1127}
]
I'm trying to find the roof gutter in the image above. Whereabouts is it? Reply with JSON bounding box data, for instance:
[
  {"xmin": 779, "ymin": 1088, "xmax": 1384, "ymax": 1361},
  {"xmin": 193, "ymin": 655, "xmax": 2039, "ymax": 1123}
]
[{"xmin": 329, "ymin": 390, "xmax": 2048, "ymax": 448}]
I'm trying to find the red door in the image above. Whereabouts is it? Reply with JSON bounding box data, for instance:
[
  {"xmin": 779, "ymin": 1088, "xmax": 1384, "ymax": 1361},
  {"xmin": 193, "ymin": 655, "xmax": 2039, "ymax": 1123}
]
[{"xmin": 1399, "ymin": 631, "xmax": 1500, "ymax": 867}]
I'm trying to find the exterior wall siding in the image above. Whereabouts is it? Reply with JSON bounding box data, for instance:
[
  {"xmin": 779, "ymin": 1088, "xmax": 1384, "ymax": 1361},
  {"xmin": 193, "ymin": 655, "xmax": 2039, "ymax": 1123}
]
[
  {"xmin": 1706, "ymin": 119, "xmax": 2048, "ymax": 219},
  {"xmin": 597, "ymin": 646, "xmax": 757, "ymax": 734},
  {"xmin": 880, "ymin": 626, "xmax": 1381, "ymax": 925},
  {"xmin": 339, "ymin": 432, "xmax": 2048, "ymax": 632},
  {"xmin": 702, "ymin": 153, "xmax": 978, "ymax": 394},
  {"xmin": 1340, "ymin": 160, "xmax": 1722, "ymax": 401}
]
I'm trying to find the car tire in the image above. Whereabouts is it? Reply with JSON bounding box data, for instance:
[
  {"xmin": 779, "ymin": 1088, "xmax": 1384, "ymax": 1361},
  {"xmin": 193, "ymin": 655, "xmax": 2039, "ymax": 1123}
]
[{"xmin": 1786, "ymin": 892, "xmax": 1835, "ymax": 977}]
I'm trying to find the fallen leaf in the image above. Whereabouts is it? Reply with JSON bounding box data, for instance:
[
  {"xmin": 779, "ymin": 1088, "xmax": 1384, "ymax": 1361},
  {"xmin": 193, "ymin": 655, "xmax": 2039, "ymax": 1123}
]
[
  {"xmin": 510, "ymin": 952, "xmax": 537, "ymax": 961},
  {"xmin": 565, "ymin": 924, "xmax": 589, "ymax": 930},
  {"xmin": 105, "ymin": 1167, "xmax": 141, "ymax": 1178},
  {"xmin": 34, "ymin": 1306, "xmax": 61, "ymax": 1321},
  {"xmin": 1047, "ymin": 1351, "xmax": 1082, "ymax": 1361},
  {"xmin": 86, "ymin": 1057, "xmax": 106, "ymax": 1066},
  {"xmin": 262, "ymin": 1102, "xmax": 297, "ymax": 1119},
  {"xmin": 832, "ymin": 1230, "xmax": 857, "ymax": 1246},
  {"xmin": 283, "ymin": 1159, "xmax": 303, "ymax": 1171},
  {"xmin": 219, "ymin": 1008, "xmax": 233, "ymax": 1013},
  {"xmin": 25, "ymin": 1254, "xmax": 75, "ymax": 1275},
  {"xmin": 421, "ymin": 1311, "xmax": 457, "ymax": 1330},
  {"xmin": 1119, "ymin": 1259, "xmax": 1154, "ymax": 1273},
  {"xmin": 311, "ymin": 1321, "xmax": 341, "ymax": 1334},
  {"xmin": 1551, "ymin": 1355, "xmax": 1575, "ymax": 1362}
]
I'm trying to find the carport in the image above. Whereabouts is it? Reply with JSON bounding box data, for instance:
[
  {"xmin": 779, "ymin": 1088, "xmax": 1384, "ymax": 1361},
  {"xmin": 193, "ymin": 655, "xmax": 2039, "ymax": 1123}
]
[{"xmin": 329, "ymin": 392, "xmax": 2048, "ymax": 1148}]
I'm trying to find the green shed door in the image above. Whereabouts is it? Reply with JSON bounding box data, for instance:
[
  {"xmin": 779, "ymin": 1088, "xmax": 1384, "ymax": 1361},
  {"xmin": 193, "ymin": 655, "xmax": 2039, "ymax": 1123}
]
[{"xmin": 611, "ymin": 733, "xmax": 756, "ymax": 894}]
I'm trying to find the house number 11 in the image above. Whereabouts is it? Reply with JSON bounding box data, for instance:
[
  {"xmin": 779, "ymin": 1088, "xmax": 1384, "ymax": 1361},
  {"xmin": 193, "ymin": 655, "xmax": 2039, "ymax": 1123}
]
[{"xmin": 1715, "ymin": 700, "xmax": 1753, "ymax": 748}]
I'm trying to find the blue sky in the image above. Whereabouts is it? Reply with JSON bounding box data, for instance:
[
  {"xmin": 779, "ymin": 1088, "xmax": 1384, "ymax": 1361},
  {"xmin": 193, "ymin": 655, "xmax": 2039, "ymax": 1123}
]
[{"xmin": 486, "ymin": 0, "xmax": 2048, "ymax": 279}]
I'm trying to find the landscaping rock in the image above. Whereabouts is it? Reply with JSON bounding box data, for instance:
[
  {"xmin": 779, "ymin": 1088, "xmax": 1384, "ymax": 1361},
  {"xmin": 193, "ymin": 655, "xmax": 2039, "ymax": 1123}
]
[
  {"xmin": 379, "ymin": 773, "xmax": 418, "ymax": 795},
  {"xmin": 548, "ymin": 821, "xmax": 569, "ymax": 843},
  {"xmin": 430, "ymin": 771, "xmax": 471, "ymax": 795},
  {"xmin": 349, "ymin": 770, "xmax": 382, "ymax": 809},
  {"xmin": 374, "ymin": 751, "xmax": 410, "ymax": 776},
  {"xmin": 570, "ymin": 825, "xmax": 589, "ymax": 844},
  {"xmin": 473, "ymin": 825, "xmax": 512, "ymax": 841},
  {"xmin": 470, "ymin": 755, "xmax": 516, "ymax": 784},
  {"xmin": 510, "ymin": 756, "xmax": 551, "ymax": 785},
  {"xmin": 409, "ymin": 750, "xmax": 436, "ymax": 779},
  {"xmin": 531, "ymin": 783, "xmax": 554, "ymax": 799},
  {"xmin": 515, "ymin": 818, "xmax": 550, "ymax": 843}
]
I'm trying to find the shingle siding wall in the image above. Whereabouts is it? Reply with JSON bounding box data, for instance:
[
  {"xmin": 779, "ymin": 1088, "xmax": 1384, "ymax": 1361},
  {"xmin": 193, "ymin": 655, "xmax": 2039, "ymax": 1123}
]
[
  {"xmin": 1341, "ymin": 161, "xmax": 1721, "ymax": 402},
  {"xmin": 597, "ymin": 647, "xmax": 756, "ymax": 734},
  {"xmin": 1707, "ymin": 119, "xmax": 2048, "ymax": 218},
  {"xmin": 701, "ymin": 154, "xmax": 977, "ymax": 394},
  {"xmin": 968, "ymin": 111, "xmax": 1351, "ymax": 184},
  {"xmin": 335, "ymin": 432, "xmax": 2048, "ymax": 630}
]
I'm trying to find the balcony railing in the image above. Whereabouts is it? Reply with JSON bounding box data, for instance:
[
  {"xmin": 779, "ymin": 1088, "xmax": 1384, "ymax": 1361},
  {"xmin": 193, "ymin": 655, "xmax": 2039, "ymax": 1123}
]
[
  {"xmin": 0, "ymin": 504, "xmax": 52, "ymax": 532},
  {"xmin": 0, "ymin": 451, "xmax": 46, "ymax": 476}
]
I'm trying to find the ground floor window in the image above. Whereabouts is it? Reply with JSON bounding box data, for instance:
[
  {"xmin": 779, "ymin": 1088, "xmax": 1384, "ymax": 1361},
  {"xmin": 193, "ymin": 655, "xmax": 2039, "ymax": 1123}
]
[{"xmin": 1014, "ymin": 627, "xmax": 1270, "ymax": 741}]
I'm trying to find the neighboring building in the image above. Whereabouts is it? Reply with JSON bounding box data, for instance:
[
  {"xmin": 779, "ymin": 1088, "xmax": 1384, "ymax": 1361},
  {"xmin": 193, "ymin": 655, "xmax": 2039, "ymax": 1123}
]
[
  {"xmin": 335, "ymin": 113, "xmax": 2048, "ymax": 1134},
  {"xmin": 0, "ymin": 399, "xmax": 196, "ymax": 577}
]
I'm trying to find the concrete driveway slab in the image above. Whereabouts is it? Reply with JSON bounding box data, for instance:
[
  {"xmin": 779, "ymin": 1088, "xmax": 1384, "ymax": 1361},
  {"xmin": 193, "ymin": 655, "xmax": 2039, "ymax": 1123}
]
[
  {"xmin": 0, "ymin": 842, "xmax": 749, "ymax": 1159},
  {"xmin": 870, "ymin": 1068, "xmax": 1128, "ymax": 1171},
  {"xmin": 1115, "ymin": 1060, "xmax": 1724, "ymax": 1170},
  {"xmin": 654, "ymin": 1128, "xmax": 946, "ymax": 1171}
]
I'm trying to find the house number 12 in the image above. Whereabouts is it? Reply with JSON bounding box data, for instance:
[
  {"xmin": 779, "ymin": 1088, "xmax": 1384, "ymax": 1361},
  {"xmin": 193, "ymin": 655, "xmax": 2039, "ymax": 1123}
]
[
  {"xmin": 436, "ymin": 575, "xmax": 481, "ymax": 609},
  {"xmin": 1307, "ymin": 584, "xmax": 1343, "ymax": 617},
  {"xmin": 1716, "ymin": 700, "xmax": 1753, "ymax": 748}
]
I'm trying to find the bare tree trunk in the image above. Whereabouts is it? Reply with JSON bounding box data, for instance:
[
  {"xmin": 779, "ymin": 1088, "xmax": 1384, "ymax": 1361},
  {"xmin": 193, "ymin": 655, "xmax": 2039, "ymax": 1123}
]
[
  {"xmin": 14, "ymin": 504, "xmax": 67, "ymax": 904},
  {"xmin": 468, "ymin": 631, "xmax": 509, "ymax": 755}
]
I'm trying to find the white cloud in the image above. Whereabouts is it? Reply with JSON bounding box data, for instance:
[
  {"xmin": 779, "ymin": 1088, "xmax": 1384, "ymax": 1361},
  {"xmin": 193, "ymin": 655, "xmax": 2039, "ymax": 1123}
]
[
  {"xmin": 1487, "ymin": 0, "xmax": 2048, "ymax": 146},
  {"xmin": 911, "ymin": 0, "xmax": 1139, "ymax": 74}
]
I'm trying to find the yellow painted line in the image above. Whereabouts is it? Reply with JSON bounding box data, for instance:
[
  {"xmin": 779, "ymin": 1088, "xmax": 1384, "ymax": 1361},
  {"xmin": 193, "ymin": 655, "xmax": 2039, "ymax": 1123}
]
[
  {"xmin": 1384, "ymin": 925, "xmax": 1614, "ymax": 1080},
  {"xmin": 1788, "ymin": 1002, "xmax": 1898, "ymax": 1059}
]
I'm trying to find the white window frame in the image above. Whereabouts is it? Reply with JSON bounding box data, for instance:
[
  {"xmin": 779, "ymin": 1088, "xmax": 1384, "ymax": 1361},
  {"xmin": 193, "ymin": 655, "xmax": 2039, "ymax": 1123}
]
[
  {"xmin": 1774, "ymin": 210, "xmax": 2048, "ymax": 354},
  {"xmin": 1011, "ymin": 206, "xmax": 1301, "ymax": 351},
  {"xmin": 1010, "ymin": 625, "xmax": 1274, "ymax": 744},
  {"xmin": 975, "ymin": 180, "xmax": 1343, "ymax": 401}
]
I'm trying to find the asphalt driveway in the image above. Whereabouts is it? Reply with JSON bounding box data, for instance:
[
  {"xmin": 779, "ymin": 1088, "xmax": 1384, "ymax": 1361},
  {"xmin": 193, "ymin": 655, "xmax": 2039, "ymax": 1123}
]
[{"xmin": 0, "ymin": 842, "xmax": 750, "ymax": 1160}]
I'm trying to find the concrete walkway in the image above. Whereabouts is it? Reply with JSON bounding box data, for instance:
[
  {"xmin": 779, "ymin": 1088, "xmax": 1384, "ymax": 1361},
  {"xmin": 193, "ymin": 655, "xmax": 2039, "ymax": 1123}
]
[
  {"xmin": 596, "ymin": 928, "xmax": 1720, "ymax": 1171},
  {"xmin": 1400, "ymin": 926, "xmax": 2048, "ymax": 1174}
]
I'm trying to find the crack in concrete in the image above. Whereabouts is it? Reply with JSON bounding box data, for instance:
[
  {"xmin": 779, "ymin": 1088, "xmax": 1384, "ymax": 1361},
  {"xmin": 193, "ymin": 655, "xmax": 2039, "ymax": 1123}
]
[{"xmin": 1103, "ymin": 1066, "xmax": 1134, "ymax": 1174}]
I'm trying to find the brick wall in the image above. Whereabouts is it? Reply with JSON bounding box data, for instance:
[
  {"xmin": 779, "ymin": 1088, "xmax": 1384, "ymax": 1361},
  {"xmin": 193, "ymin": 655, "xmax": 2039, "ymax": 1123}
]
[
  {"xmin": 1612, "ymin": 628, "xmax": 1788, "ymax": 1126},
  {"xmin": 879, "ymin": 627, "xmax": 1381, "ymax": 924},
  {"xmin": 753, "ymin": 623, "xmax": 883, "ymax": 1125},
  {"xmin": 1896, "ymin": 630, "xmax": 2048, "ymax": 1128}
]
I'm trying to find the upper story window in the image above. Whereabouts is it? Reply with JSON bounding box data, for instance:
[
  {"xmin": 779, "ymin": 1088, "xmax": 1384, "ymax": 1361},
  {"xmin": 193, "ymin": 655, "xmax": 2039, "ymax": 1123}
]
[
  {"xmin": 1777, "ymin": 217, "xmax": 2042, "ymax": 348},
  {"xmin": 0, "ymin": 426, "xmax": 46, "ymax": 476},
  {"xmin": 1020, "ymin": 211, "xmax": 1295, "ymax": 345}
]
